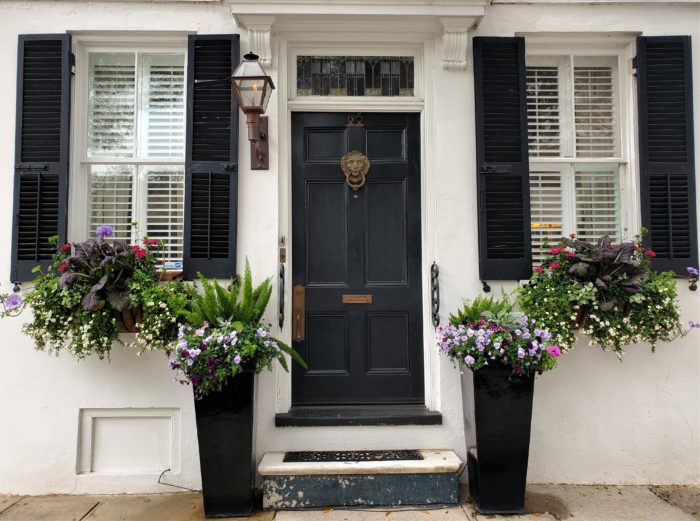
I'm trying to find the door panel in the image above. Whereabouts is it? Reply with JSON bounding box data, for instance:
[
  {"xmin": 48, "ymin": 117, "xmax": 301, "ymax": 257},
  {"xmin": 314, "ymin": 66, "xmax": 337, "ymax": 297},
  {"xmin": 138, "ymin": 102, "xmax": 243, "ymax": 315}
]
[{"xmin": 292, "ymin": 112, "xmax": 423, "ymax": 405}]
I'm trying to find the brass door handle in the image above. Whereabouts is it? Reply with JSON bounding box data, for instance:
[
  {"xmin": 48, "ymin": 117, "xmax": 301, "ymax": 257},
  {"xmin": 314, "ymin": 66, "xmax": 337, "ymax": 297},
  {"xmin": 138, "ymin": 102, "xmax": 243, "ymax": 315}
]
[{"xmin": 293, "ymin": 285, "xmax": 305, "ymax": 341}]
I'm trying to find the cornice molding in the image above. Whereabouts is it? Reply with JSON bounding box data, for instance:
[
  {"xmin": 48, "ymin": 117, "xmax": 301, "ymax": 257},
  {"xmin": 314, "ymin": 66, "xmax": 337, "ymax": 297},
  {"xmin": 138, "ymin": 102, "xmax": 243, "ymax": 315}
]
[
  {"xmin": 236, "ymin": 15, "xmax": 276, "ymax": 67},
  {"xmin": 226, "ymin": 0, "xmax": 488, "ymax": 18},
  {"xmin": 439, "ymin": 17, "xmax": 475, "ymax": 70}
]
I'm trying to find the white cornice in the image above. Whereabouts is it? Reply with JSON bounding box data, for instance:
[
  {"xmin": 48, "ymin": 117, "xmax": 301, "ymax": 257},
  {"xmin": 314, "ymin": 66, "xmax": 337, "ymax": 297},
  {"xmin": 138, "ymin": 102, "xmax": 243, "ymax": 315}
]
[
  {"xmin": 492, "ymin": 0, "xmax": 700, "ymax": 4},
  {"xmin": 227, "ymin": 0, "xmax": 488, "ymax": 18}
]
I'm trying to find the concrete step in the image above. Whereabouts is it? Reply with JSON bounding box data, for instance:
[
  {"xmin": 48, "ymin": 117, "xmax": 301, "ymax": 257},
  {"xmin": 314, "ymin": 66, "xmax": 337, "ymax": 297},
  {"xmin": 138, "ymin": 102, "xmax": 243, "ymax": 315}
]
[{"xmin": 259, "ymin": 450, "xmax": 462, "ymax": 509}]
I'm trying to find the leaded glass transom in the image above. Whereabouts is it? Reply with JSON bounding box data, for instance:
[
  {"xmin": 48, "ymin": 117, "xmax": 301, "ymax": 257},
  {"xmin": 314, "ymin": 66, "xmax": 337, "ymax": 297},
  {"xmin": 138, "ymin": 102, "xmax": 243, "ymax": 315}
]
[{"xmin": 296, "ymin": 56, "xmax": 414, "ymax": 97}]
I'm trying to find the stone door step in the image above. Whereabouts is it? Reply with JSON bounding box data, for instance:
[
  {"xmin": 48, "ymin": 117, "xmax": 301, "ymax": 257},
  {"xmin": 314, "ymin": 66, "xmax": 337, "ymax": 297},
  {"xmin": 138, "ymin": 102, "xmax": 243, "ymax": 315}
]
[{"xmin": 259, "ymin": 450, "xmax": 461, "ymax": 509}]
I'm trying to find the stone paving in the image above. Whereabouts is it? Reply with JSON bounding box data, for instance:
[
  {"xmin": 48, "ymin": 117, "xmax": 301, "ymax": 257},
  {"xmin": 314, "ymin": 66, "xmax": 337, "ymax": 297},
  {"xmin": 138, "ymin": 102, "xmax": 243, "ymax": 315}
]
[{"xmin": 0, "ymin": 485, "xmax": 697, "ymax": 521}]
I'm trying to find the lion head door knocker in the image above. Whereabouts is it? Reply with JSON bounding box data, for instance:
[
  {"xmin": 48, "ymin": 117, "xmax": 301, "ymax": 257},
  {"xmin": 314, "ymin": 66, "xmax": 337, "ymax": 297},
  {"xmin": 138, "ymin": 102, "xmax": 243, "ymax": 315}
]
[{"xmin": 340, "ymin": 150, "xmax": 371, "ymax": 191}]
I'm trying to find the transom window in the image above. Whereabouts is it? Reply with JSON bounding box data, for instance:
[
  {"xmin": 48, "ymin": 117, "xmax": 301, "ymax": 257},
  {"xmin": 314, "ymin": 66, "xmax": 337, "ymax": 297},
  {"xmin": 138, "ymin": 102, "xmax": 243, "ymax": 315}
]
[
  {"xmin": 526, "ymin": 55, "xmax": 622, "ymax": 261},
  {"xmin": 86, "ymin": 51, "xmax": 185, "ymax": 268},
  {"xmin": 296, "ymin": 56, "xmax": 414, "ymax": 97}
]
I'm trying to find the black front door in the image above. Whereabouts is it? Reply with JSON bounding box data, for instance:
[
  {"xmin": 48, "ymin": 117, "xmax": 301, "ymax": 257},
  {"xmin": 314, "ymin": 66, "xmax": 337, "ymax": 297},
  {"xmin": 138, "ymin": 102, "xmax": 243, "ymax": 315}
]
[{"xmin": 292, "ymin": 112, "xmax": 423, "ymax": 405}]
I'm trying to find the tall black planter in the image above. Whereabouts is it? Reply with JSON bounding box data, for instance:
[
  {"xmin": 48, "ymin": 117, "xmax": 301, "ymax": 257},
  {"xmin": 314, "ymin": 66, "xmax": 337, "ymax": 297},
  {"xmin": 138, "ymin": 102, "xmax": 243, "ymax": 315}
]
[
  {"xmin": 194, "ymin": 371, "xmax": 255, "ymax": 518},
  {"xmin": 465, "ymin": 363, "xmax": 535, "ymax": 515}
]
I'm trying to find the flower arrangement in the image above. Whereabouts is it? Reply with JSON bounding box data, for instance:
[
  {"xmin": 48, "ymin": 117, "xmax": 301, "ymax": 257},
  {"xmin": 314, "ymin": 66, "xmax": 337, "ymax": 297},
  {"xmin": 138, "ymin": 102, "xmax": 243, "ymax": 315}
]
[
  {"xmin": 438, "ymin": 294, "xmax": 560, "ymax": 375},
  {"xmin": 166, "ymin": 261, "xmax": 305, "ymax": 397},
  {"xmin": 518, "ymin": 232, "xmax": 686, "ymax": 357},
  {"xmin": 3, "ymin": 226, "xmax": 190, "ymax": 359}
]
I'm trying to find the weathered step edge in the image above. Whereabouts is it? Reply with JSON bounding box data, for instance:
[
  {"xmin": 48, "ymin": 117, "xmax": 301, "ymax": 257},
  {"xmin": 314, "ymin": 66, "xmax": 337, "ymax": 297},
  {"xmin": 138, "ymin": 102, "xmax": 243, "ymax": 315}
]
[
  {"xmin": 258, "ymin": 450, "xmax": 461, "ymax": 476},
  {"xmin": 259, "ymin": 450, "xmax": 462, "ymax": 510}
]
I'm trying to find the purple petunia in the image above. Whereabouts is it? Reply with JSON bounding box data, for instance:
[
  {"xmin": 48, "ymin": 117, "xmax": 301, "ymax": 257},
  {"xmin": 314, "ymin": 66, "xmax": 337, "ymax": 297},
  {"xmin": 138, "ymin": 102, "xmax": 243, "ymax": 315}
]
[
  {"xmin": 234, "ymin": 355, "xmax": 242, "ymax": 364},
  {"xmin": 688, "ymin": 267, "xmax": 699, "ymax": 277},
  {"xmin": 689, "ymin": 321, "xmax": 700, "ymax": 329},
  {"xmin": 95, "ymin": 225, "xmax": 113, "ymax": 237},
  {"xmin": 464, "ymin": 355, "xmax": 475, "ymax": 366},
  {"xmin": 5, "ymin": 293, "xmax": 23, "ymax": 310}
]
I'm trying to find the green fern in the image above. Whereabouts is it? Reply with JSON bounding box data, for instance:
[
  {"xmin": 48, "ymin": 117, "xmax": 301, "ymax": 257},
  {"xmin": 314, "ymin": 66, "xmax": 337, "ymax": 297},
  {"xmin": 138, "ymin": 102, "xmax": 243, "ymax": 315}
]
[
  {"xmin": 184, "ymin": 259, "xmax": 273, "ymax": 327},
  {"xmin": 449, "ymin": 290, "xmax": 514, "ymax": 327}
]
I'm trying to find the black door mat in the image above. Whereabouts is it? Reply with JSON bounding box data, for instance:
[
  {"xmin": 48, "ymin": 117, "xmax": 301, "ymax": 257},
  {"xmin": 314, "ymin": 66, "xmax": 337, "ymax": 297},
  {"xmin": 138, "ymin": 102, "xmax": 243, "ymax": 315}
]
[{"xmin": 282, "ymin": 449, "xmax": 423, "ymax": 463}]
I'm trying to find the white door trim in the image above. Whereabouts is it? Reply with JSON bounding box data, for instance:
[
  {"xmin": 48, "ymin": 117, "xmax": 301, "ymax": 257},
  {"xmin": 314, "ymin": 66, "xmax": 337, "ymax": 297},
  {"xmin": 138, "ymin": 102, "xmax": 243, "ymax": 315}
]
[{"xmin": 273, "ymin": 31, "xmax": 441, "ymax": 414}]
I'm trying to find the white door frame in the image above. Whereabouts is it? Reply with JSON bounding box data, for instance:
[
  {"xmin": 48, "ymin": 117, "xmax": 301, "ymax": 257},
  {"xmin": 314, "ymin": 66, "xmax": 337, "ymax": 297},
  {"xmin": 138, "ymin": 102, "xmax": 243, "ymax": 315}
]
[{"xmin": 272, "ymin": 22, "xmax": 442, "ymax": 413}]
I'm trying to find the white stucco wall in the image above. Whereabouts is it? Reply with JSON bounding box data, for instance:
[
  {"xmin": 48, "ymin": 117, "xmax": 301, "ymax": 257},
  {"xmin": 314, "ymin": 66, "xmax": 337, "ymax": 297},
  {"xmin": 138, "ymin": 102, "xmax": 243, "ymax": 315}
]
[{"xmin": 0, "ymin": 0, "xmax": 697, "ymax": 496}]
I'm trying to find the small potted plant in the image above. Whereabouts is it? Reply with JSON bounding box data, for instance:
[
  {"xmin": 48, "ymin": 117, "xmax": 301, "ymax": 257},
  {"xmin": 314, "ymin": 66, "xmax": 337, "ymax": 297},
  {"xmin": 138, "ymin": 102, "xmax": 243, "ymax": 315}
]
[
  {"xmin": 1, "ymin": 226, "xmax": 189, "ymax": 358},
  {"xmin": 438, "ymin": 294, "xmax": 561, "ymax": 514},
  {"xmin": 518, "ymin": 232, "xmax": 686, "ymax": 357},
  {"xmin": 166, "ymin": 261, "xmax": 305, "ymax": 518}
]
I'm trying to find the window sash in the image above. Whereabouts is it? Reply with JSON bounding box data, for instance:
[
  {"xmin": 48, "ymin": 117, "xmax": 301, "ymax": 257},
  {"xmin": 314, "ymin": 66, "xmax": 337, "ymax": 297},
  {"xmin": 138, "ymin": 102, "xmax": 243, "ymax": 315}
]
[
  {"xmin": 529, "ymin": 162, "xmax": 622, "ymax": 262},
  {"xmin": 526, "ymin": 55, "xmax": 621, "ymax": 161},
  {"xmin": 84, "ymin": 49, "xmax": 186, "ymax": 266}
]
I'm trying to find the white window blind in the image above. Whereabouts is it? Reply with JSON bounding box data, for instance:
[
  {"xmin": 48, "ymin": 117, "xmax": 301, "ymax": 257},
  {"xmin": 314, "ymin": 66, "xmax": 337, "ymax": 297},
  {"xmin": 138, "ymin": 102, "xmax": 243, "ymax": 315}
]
[
  {"xmin": 574, "ymin": 167, "xmax": 620, "ymax": 243},
  {"xmin": 526, "ymin": 66, "xmax": 561, "ymax": 157},
  {"xmin": 529, "ymin": 171, "xmax": 564, "ymax": 262},
  {"xmin": 89, "ymin": 165, "xmax": 134, "ymax": 243},
  {"xmin": 526, "ymin": 53, "xmax": 622, "ymax": 261},
  {"xmin": 144, "ymin": 166, "xmax": 185, "ymax": 266},
  {"xmin": 88, "ymin": 54, "xmax": 136, "ymax": 157},
  {"xmin": 140, "ymin": 55, "xmax": 185, "ymax": 157},
  {"xmin": 573, "ymin": 59, "xmax": 618, "ymax": 157},
  {"xmin": 86, "ymin": 51, "xmax": 186, "ymax": 267}
]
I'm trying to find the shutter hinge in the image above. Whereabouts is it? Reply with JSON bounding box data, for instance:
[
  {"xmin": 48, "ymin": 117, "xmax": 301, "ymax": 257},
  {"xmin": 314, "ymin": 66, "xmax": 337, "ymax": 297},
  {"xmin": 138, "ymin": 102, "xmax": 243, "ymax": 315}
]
[
  {"xmin": 70, "ymin": 52, "xmax": 76, "ymax": 76},
  {"xmin": 221, "ymin": 162, "xmax": 237, "ymax": 172},
  {"xmin": 631, "ymin": 55, "xmax": 638, "ymax": 69},
  {"xmin": 480, "ymin": 165, "xmax": 512, "ymax": 175},
  {"xmin": 16, "ymin": 162, "xmax": 49, "ymax": 172}
]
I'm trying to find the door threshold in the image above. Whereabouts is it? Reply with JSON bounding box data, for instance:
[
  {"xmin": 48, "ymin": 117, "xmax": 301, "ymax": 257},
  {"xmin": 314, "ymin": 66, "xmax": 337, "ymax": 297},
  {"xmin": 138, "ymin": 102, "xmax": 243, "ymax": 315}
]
[{"xmin": 275, "ymin": 405, "xmax": 442, "ymax": 427}]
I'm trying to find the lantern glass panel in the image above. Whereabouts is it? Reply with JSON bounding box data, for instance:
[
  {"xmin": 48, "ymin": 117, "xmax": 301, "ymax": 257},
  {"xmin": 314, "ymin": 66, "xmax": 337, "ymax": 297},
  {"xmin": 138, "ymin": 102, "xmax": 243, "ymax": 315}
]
[{"xmin": 234, "ymin": 78, "xmax": 266, "ymax": 108}]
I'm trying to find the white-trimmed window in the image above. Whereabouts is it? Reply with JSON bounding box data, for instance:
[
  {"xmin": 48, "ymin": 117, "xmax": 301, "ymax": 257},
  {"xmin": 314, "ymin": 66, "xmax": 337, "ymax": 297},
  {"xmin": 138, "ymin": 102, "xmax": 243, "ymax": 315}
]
[
  {"xmin": 81, "ymin": 49, "xmax": 186, "ymax": 268},
  {"xmin": 526, "ymin": 54, "xmax": 623, "ymax": 261}
]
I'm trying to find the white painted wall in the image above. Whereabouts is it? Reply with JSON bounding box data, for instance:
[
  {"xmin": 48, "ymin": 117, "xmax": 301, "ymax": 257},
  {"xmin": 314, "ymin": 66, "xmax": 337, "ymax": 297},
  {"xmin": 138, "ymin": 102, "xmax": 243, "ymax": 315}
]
[{"xmin": 0, "ymin": 0, "xmax": 697, "ymax": 496}]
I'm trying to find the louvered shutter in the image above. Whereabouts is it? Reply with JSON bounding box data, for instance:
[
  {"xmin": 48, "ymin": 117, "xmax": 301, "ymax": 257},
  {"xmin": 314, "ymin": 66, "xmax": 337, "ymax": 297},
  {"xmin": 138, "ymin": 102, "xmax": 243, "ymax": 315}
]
[
  {"xmin": 637, "ymin": 36, "xmax": 698, "ymax": 273},
  {"xmin": 183, "ymin": 35, "xmax": 239, "ymax": 279},
  {"xmin": 473, "ymin": 37, "xmax": 532, "ymax": 280},
  {"xmin": 11, "ymin": 34, "xmax": 71, "ymax": 282}
]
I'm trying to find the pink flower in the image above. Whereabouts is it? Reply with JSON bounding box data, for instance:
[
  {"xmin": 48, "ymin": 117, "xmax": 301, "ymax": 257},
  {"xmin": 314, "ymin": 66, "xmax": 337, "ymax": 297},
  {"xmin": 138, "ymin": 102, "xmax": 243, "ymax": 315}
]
[
  {"xmin": 533, "ymin": 266, "xmax": 544, "ymax": 273},
  {"xmin": 59, "ymin": 244, "xmax": 71, "ymax": 253},
  {"xmin": 549, "ymin": 262, "xmax": 561, "ymax": 269},
  {"xmin": 566, "ymin": 251, "xmax": 575, "ymax": 257},
  {"xmin": 647, "ymin": 250, "xmax": 657, "ymax": 257},
  {"xmin": 135, "ymin": 249, "xmax": 147, "ymax": 258},
  {"xmin": 547, "ymin": 346, "xmax": 561, "ymax": 357},
  {"xmin": 59, "ymin": 262, "xmax": 69, "ymax": 272},
  {"xmin": 548, "ymin": 247, "xmax": 562, "ymax": 255}
]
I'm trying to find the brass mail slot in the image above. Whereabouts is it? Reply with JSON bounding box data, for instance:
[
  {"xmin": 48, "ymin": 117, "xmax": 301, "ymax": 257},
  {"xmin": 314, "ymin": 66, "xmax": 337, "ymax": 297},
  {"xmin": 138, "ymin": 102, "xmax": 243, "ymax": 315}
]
[{"xmin": 342, "ymin": 294, "xmax": 373, "ymax": 304}]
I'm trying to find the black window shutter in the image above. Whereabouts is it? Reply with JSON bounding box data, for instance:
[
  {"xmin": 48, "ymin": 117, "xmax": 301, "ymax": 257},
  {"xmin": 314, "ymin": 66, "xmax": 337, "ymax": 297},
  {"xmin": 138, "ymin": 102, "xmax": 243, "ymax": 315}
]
[
  {"xmin": 637, "ymin": 36, "xmax": 698, "ymax": 273},
  {"xmin": 473, "ymin": 37, "xmax": 532, "ymax": 280},
  {"xmin": 183, "ymin": 35, "xmax": 240, "ymax": 279},
  {"xmin": 11, "ymin": 34, "xmax": 71, "ymax": 283}
]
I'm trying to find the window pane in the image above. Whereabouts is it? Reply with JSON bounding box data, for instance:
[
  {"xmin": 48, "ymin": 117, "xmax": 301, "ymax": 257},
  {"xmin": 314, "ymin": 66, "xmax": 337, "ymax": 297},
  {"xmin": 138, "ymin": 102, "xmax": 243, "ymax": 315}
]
[
  {"xmin": 89, "ymin": 165, "xmax": 134, "ymax": 241},
  {"xmin": 575, "ymin": 165, "xmax": 620, "ymax": 242},
  {"xmin": 143, "ymin": 165, "xmax": 184, "ymax": 267},
  {"xmin": 530, "ymin": 170, "xmax": 564, "ymax": 262},
  {"xmin": 527, "ymin": 66, "xmax": 561, "ymax": 157},
  {"xmin": 297, "ymin": 56, "xmax": 414, "ymax": 97},
  {"xmin": 139, "ymin": 54, "xmax": 186, "ymax": 158},
  {"xmin": 88, "ymin": 53, "xmax": 136, "ymax": 157},
  {"xmin": 573, "ymin": 57, "xmax": 619, "ymax": 157}
]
